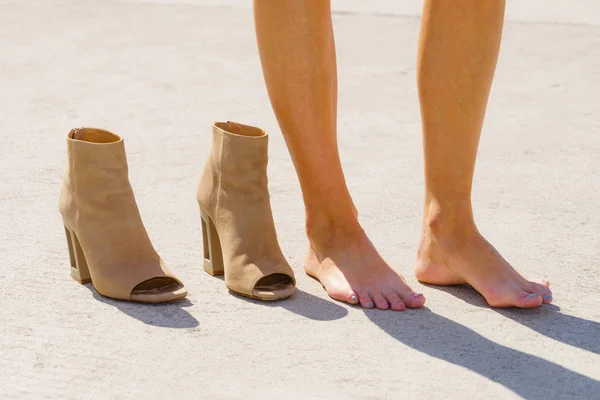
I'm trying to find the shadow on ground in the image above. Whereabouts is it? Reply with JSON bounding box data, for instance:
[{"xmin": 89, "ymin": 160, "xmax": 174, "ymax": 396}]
[
  {"xmin": 366, "ymin": 287, "xmax": 600, "ymax": 399},
  {"xmin": 86, "ymin": 285, "xmax": 200, "ymax": 328},
  {"xmin": 429, "ymin": 284, "xmax": 600, "ymax": 355},
  {"xmin": 231, "ymin": 288, "xmax": 348, "ymax": 321}
]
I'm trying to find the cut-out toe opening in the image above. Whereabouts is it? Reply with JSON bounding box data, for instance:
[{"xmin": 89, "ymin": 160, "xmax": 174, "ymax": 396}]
[
  {"xmin": 252, "ymin": 274, "xmax": 295, "ymax": 300},
  {"xmin": 255, "ymin": 273, "xmax": 293, "ymax": 291},
  {"xmin": 131, "ymin": 277, "xmax": 187, "ymax": 303}
]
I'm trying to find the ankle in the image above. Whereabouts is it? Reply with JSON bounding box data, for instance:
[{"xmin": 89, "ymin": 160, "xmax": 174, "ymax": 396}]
[
  {"xmin": 424, "ymin": 198, "xmax": 477, "ymax": 238},
  {"xmin": 306, "ymin": 208, "xmax": 362, "ymax": 251}
]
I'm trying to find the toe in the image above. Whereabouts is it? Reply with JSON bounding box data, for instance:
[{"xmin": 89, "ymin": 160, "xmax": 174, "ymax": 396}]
[
  {"xmin": 403, "ymin": 292, "xmax": 426, "ymax": 309},
  {"xmin": 348, "ymin": 291, "xmax": 359, "ymax": 305},
  {"xmin": 372, "ymin": 293, "xmax": 390, "ymax": 310},
  {"xmin": 538, "ymin": 281, "xmax": 553, "ymax": 303},
  {"xmin": 541, "ymin": 291, "xmax": 553, "ymax": 304},
  {"xmin": 383, "ymin": 292, "xmax": 406, "ymax": 311},
  {"xmin": 526, "ymin": 282, "xmax": 552, "ymax": 304},
  {"xmin": 325, "ymin": 285, "xmax": 359, "ymax": 305},
  {"xmin": 395, "ymin": 278, "xmax": 425, "ymax": 308},
  {"xmin": 516, "ymin": 292, "xmax": 544, "ymax": 308},
  {"xmin": 395, "ymin": 286, "xmax": 426, "ymax": 309},
  {"xmin": 358, "ymin": 292, "xmax": 374, "ymax": 309}
]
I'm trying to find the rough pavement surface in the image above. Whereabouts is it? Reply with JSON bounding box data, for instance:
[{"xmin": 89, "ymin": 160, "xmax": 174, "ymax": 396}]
[{"xmin": 1, "ymin": 1, "xmax": 599, "ymax": 399}]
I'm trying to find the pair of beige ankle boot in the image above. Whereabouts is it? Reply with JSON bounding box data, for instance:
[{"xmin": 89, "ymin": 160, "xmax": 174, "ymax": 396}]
[{"xmin": 59, "ymin": 121, "xmax": 295, "ymax": 303}]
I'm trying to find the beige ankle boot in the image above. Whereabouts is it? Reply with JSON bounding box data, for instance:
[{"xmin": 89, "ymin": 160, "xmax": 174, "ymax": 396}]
[
  {"xmin": 197, "ymin": 122, "xmax": 295, "ymax": 300},
  {"xmin": 59, "ymin": 128, "xmax": 187, "ymax": 303}
]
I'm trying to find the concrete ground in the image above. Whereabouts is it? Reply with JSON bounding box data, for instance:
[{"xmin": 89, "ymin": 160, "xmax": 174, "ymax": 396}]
[{"xmin": 1, "ymin": 1, "xmax": 599, "ymax": 399}]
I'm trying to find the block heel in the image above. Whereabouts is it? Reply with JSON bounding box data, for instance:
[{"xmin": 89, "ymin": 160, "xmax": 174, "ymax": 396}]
[
  {"xmin": 200, "ymin": 209, "xmax": 225, "ymax": 276},
  {"xmin": 64, "ymin": 225, "xmax": 91, "ymax": 284}
]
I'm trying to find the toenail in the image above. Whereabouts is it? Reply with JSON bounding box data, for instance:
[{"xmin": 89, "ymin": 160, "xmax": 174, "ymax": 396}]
[
  {"xmin": 413, "ymin": 293, "xmax": 423, "ymax": 299},
  {"xmin": 366, "ymin": 302, "xmax": 373, "ymax": 308},
  {"xmin": 527, "ymin": 293, "xmax": 538, "ymax": 298},
  {"xmin": 350, "ymin": 295, "xmax": 357, "ymax": 303},
  {"xmin": 545, "ymin": 294, "xmax": 552, "ymax": 300}
]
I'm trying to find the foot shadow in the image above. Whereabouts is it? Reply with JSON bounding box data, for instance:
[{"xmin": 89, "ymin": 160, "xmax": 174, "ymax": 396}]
[
  {"xmin": 231, "ymin": 288, "xmax": 348, "ymax": 321},
  {"xmin": 85, "ymin": 284, "xmax": 200, "ymax": 329},
  {"xmin": 429, "ymin": 284, "xmax": 600, "ymax": 355},
  {"xmin": 365, "ymin": 307, "xmax": 600, "ymax": 399}
]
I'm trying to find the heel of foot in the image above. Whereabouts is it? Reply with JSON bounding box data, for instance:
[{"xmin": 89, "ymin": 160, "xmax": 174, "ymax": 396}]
[{"xmin": 415, "ymin": 262, "xmax": 466, "ymax": 286}]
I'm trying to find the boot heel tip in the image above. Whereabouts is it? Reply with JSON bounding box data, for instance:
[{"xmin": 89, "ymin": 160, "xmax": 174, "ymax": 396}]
[
  {"xmin": 203, "ymin": 262, "xmax": 224, "ymax": 277},
  {"xmin": 71, "ymin": 269, "xmax": 92, "ymax": 284}
]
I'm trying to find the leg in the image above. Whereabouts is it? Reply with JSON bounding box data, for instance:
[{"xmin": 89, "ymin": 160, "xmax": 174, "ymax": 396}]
[
  {"xmin": 414, "ymin": 0, "xmax": 551, "ymax": 308},
  {"xmin": 253, "ymin": 0, "xmax": 425, "ymax": 310}
]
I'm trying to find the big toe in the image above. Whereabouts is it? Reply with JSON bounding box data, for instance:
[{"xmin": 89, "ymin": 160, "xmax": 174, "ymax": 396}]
[
  {"xmin": 513, "ymin": 291, "xmax": 544, "ymax": 308},
  {"xmin": 402, "ymin": 292, "xmax": 426, "ymax": 309},
  {"xmin": 326, "ymin": 284, "xmax": 359, "ymax": 305},
  {"xmin": 395, "ymin": 285, "xmax": 426, "ymax": 309},
  {"xmin": 486, "ymin": 287, "xmax": 544, "ymax": 308}
]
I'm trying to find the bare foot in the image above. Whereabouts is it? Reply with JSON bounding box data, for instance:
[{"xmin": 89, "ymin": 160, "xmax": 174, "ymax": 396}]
[
  {"xmin": 415, "ymin": 220, "xmax": 552, "ymax": 308},
  {"xmin": 305, "ymin": 221, "xmax": 426, "ymax": 311}
]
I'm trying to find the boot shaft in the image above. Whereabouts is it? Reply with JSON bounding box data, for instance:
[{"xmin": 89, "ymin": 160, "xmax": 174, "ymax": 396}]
[
  {"xmin": 217, "ymin": 122, "xmax": 269, "ymax": 189},
  {"xmin": 60, "ymin": 128, "xmax": 136, "ymax": 226},
  {"xmin": 198, "ymin": 122, "xmax": 270, "ymax": 214},
  {"xmin": 63, "ymin": 128, "xmax": 131, "ymax": 199}
]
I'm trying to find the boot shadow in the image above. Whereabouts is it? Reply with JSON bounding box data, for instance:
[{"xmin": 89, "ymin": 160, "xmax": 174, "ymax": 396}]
[
  {"xmin": 426, "ymin": 284, "xmax": 600, "ymax": 355},
  {"xmin": 365, "ymin": 306, "xmax": 600, "ymax": 399},
  {"xmin": 84, "ymin": 284, "xmax": 200, "ymax": 329},
  {"xmin": 230, "ymin": 287, "xmax": 348, "ymax": 321}
]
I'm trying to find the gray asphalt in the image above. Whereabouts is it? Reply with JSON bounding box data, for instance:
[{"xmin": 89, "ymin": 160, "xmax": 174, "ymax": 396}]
[{"xmin": 1, "ymin": 1, "xmax": 599, "ymax": 399}]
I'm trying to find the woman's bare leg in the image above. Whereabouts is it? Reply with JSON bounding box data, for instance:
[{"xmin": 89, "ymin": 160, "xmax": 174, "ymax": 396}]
[
  {"xmin": 253, "ymin": 0, "xmax": 425, "ymax": 310},
  {"xmin": 414, "ymin": 0, "xmax": 552, "ymax": 308}
]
